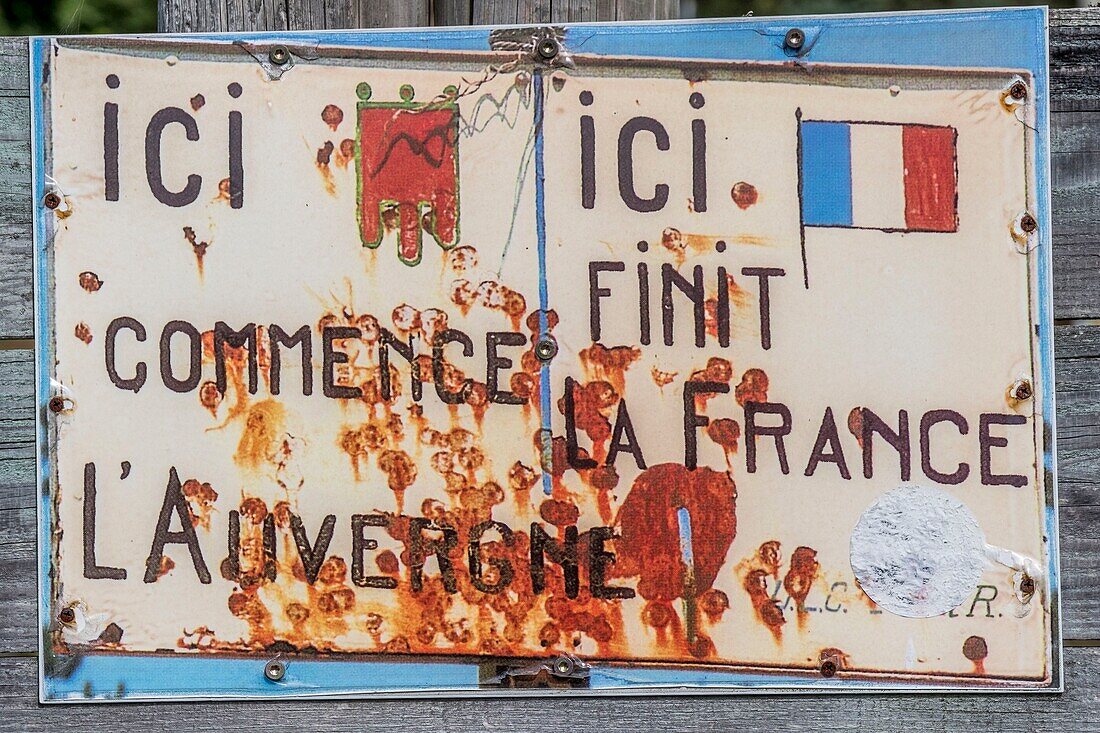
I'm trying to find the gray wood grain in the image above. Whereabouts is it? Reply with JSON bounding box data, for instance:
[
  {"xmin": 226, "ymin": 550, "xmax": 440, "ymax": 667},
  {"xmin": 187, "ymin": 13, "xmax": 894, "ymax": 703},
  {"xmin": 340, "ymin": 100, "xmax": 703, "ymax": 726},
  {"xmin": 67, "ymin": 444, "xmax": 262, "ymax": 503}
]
[{"xmin": 0, "ymin": 650, "xmax": 1096, "ymax": 730}]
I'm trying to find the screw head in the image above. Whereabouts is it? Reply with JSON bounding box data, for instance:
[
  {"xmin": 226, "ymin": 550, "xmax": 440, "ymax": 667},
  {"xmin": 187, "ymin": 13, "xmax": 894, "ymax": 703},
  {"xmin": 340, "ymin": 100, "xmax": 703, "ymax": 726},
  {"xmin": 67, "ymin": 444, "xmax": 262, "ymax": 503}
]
[
  {"xmin": 1010, "ymin": 378, "xmax": 1033, "ymax": 402},
  {"xmin": 534, "ymin": 337, "xmax": 558, "ymax": 362},
  {"xmin": 268, "ymin": 45, "xmax": 290, "ymax": 66},
  {"xmin": 820, "ymin": 659, "xmax": 837, "ymax": 678},
  {"xmin": 57, "ymin": 607, "xmax": 76, "ymax": 625},
  {"xmin": 553, "ymin": 657, "xmax": 574, "ymax": 676},
  {"xmin": 264, "ymin": 659, "xmax": 286, "ymax": 682},
  {"xmin": 1009, "ymin": 81, "xmax": 1028, "ymax": 100},
  {"xmin": 784, "ymin": 28, "xmax": 805, "ymax": 51},
  {"xmin": 43, "ymin": 192, "xmax": 61, "ymax": 210},
  {"xmin": 1019, "ymin": 575, "xmax": 1036, "ymax": 596},
  {"xmin": 1019, "ymin": 213, "xmax": 1038, "ymax": 234},
  {"xmin": 536, "ymin": 37, "xmax": 560, "ymax": 62},
  {"xmin": 48, "ymin": 395, "xmax": 67, "ymax": 413}
]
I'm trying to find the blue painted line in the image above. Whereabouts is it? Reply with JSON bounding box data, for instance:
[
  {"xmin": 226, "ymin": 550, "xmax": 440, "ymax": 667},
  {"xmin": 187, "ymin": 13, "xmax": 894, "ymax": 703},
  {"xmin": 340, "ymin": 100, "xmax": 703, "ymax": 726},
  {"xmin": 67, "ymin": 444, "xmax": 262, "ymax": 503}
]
[
  {"xmin": 800, "ymin": 121, "xmax": 853, "ymax": 227},
  {"xmin": 676, "ymin": 507, "xmax": 694, "ymax": 570},
  {"xmin": 533, "ymin": 71, "xmax": 553, "ymax": 497}
]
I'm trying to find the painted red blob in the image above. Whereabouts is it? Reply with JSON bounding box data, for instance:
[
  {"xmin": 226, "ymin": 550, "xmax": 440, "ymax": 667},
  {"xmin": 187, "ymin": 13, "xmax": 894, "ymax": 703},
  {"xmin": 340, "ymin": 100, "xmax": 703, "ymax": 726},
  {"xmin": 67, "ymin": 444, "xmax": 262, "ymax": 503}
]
[
  {"xmin": 614, "ymin": 463, "xmax": 736, "ymax": 602},
  {"xmin": 731, "ymin": 181, "xmax": 758, "ymax": 209}
]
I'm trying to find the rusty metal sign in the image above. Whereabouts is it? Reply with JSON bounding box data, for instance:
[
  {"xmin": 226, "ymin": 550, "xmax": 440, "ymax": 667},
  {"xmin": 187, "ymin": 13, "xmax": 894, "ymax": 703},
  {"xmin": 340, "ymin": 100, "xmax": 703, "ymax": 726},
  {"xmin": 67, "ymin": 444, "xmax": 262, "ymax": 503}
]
[{"xmin": 32, "ymin": 8, "xmax": 1060, "ymax": 701}]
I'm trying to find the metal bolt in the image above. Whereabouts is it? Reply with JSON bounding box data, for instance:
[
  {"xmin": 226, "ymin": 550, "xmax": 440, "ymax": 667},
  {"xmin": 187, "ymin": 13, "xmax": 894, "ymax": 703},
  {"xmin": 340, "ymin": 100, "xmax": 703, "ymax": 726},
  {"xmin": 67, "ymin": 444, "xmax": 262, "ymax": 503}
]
[
  {"xmin": 57, "ymin": 607, "xmax": 75, "ymax": 625},
  {"xmin": 1020, "ymin": 575, "xmax": 1036, "ymax": 597},
  {"xmin": 48, "ymin": 395, "xmax": 67, "ymax": 413},
  {"xmin": 1009, "ymin": 81, "xmax": 1028, "ymax": 101},
  {"xmin": 1019, "ymin": 213, "xmax": 1037, "ymax": 234},
  {"xmin": 819, "ymin": 659, "xmax": 837, "ymax": 678},
  {"xmin": 1010, "ymin": 378, "xmax": 1033, "ymax": 402},
  {"xmin": 534, "ymin": 337, "xmax": 558, "ymax": 362},
  {"xmin": 535, "ymin": 37, "xmax": 560, "ymax": 62},
  {"xmin": 264, "ymin": 659, "xmax": 286, "ymax": 682},
  {"xmin": 268, "ymin": 45, "xmax": 290, "ymax": 66},
  {"xmin": 552, "ymin": 657, "xmax": 574, "ymax": 676},
  {"xmin": 43, "ymin": 192, "xmax": 61, "ymax": 210},
  {"xmin": 784, "ymin": 28, "xmax": 805, "ymax": 51}
]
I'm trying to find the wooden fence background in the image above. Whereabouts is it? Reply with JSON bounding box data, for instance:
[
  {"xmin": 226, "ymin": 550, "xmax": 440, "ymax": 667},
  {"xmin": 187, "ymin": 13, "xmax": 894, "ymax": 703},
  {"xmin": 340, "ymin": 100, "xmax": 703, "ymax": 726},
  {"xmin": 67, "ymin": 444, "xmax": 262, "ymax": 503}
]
[{"xmin": 1, "ymin": 1, "xmax": 1099, "ymax": 729}]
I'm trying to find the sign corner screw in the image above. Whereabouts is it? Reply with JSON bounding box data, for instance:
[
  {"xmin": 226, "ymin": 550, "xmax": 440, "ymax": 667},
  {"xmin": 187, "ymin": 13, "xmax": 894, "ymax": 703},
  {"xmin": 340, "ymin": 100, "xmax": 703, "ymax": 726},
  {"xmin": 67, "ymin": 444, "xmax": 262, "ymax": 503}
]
[
  {"xmin": 784, "ymin": 28, "xmax": 805, "ymax": 51},
  {"xmin": 535, "ymin": 36, "xmax": 560, "ymax": 63},
  {"xmin": 1009, "ymin": 378, "xmax": 1033, "ymax": 402},
  {"xmin": 268, "ymin": 45, "xmax": 291, "ymax": 67},
  {"xmin": 535, "ymin": 337, "xmax": 558, "ymax": 362},
  {"xmin": 43, "ymin": 191, "xmax": 61, "ymax": 210}
]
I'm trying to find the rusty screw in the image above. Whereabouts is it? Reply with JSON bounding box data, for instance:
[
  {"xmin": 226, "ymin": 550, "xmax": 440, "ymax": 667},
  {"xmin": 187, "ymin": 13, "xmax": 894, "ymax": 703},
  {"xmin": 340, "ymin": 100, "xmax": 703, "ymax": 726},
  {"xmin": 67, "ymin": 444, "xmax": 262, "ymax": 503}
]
[
  {"xmin": 264, "ymin": 659, "xmax": 286, "ymax": 682},
  {"xmin": 1010, "ymin": 378, "xmax": 1033, "ymax": 402},
  {"xmin": 819, "ymin": 659, "xmax": 837, "ymax": 678},
  {"xmin": 1009, "ymin": 81, "xmax": 1028, "ymax": 101},
  {"xmin": 1019, "ymin": 213, "xmax": 1038, "ymax": 234},
  {"xmin": 57, "ymin": 607, "xmax": 75, "ymax": 625},
  {"xmin": 784, "ymin": 28, "xmax": 805, "ymax": 51},
  {"xmin": 48, "ymin": 395, "xmax": 67, "ymax": 413},
  {"xmin": 1020, "ymin": 574, "xmax": 1036, "ymax": 597},
  {"xmin": 43, "ymin": 191, "xmax": 61, "ymax": 210},
  {"xmin": 535, "ymin": 36, "xmax": 560, "ymax": 63},
  {"xmin": 535, "ymin": 337, "xmax": 558, "ymax": 363},
  {"xmin": 268, "ymin": 45, "xmax": 290, "ymax": 66}
]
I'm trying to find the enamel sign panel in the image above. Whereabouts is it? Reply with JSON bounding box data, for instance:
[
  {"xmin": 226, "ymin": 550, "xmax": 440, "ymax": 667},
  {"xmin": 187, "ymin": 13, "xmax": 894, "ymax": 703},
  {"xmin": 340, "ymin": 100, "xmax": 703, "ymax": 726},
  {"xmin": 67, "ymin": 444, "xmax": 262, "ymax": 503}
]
[{"xmin": 32, "ymin": 8, "xmax": 1060, "ymax": 701}]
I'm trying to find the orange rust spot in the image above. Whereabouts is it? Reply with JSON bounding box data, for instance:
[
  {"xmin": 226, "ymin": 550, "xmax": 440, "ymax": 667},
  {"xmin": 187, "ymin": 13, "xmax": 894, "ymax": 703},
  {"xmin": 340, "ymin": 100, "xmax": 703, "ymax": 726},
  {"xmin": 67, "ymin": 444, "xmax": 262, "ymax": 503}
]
[
  {"xmin": 614, "ymin": 463, "xmax": 736, "ymax": 602},
  {"xmin": 74, "ymin": 322, "xmax": 92, "ymax": 344},
  {"xmin": 321, "ymin": 104, "xmax": 344, "ymax": 131},
  {"xmin": 316, "ymin": 141, "xmax": 336, "ymax": 195},
  {"xmin": 744, "ymin": 568, "xmax": 785, "ymax": 640},
  {"xmin": 651, "ymin": 366, "xmax": 678, "ymax": 390},
  {"xmin": 579, "ymin": 343, "xmax": 640, "ymax": 395},
  {"xmin": 734, "ymin": 368, "xmax": 769, "ymax": 406},
  {"xmin": 848, "ymin": 407, "xmax": 866, "ymax": 449},
  {"xmin": 731, "ymin": 181, "xmax": 758, "ymax": 209},
  {"xmin": 706, "ymin": 418, "xmax": 740, "ymax": 452},
  {"xmin": 335, "ymin": 138, "xmax": 356, "ymax": 168},
  {"xmin": 963, "ymin": 635, "xmax": 988, "ymax": 675},
  {"xmin": 157, "ymin": 556, "xmax": 175, "ymax": 578},
  {"xmin": 699, "ymin": 588, "xmax": 730, "ymax": 623},
  {"xmin": 78, "ymin": 271, "xmax": 102, "ymax": 292},
  {"xmin": 181, "ymin": 479, "xmax": 217, "ymax": 530},
  {"xmin": 539, "ymin": 498, "xmax": 580, "ymax": 527},
  {"xmin": 758, "ymin": 540, "xmax": 782, "ymax": 578},
  {"xmin": 199, "ymin": 380, "xmax": 222, "ymax": 417},
  {"xmin": 183, "ymin": 226, "xmax": 209, "ymax": 279},
  {"xmin": 216, "ymin": 177, "xmax": 231, "ymax": 202},
  {"xmin": 190, "ymin": 94, "xmax": 205, "ymax": 111},
  {"xmin": 235, "ymin": 400, "xmax": 286, "ymax": 469},
  {"xmin": 783, "ymin": 546, "xmax": 819, "ymax": 629}
]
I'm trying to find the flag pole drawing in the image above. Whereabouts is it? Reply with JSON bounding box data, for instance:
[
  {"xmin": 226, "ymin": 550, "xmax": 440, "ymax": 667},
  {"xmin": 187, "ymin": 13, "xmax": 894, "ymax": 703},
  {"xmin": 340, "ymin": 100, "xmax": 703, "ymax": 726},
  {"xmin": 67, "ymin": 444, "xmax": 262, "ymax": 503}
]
[{"xmin": 357, "ymin": 82, "xmax": 461, "ymax": 266}]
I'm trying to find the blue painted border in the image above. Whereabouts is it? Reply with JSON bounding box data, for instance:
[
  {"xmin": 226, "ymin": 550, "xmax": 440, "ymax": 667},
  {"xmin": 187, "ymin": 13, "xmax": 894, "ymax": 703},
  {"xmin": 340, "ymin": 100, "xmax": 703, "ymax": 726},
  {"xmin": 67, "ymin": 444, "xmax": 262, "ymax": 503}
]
[{"xmin": 32, "ymin": 6, "xmax": 1058, "ymax": 700}]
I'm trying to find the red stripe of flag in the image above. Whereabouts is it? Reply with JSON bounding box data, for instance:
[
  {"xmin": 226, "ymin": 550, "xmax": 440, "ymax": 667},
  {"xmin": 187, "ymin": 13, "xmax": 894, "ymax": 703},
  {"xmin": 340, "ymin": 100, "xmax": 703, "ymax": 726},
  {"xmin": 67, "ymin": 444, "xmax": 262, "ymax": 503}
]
[{"xmin": 902, "ymin": 125, "xmax": 958, "ymax": 233}]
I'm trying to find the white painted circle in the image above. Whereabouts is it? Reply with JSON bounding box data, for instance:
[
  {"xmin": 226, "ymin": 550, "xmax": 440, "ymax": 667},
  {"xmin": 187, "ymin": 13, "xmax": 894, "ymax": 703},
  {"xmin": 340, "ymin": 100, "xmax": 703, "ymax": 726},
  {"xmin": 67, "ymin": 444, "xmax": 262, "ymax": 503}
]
[{"xmin": 850, "ymin": 485, "xmax": 986, "ymax": 618}]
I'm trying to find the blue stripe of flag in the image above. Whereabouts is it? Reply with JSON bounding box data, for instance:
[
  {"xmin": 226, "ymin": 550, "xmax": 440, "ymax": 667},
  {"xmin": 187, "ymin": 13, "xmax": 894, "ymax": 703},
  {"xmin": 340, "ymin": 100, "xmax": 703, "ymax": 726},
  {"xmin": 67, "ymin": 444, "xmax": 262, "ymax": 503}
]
[{"xmin": 801, "ymin": 121, "xmax": 853, "ymax": 227}]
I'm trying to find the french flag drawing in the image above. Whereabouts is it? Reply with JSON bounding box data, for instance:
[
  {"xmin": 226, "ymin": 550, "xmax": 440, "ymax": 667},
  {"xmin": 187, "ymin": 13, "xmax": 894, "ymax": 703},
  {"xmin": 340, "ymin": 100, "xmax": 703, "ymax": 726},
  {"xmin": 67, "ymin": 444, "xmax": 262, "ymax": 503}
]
[{"xmin": 799, "ymin": 116, "xmax": 958, "ymax": 233}]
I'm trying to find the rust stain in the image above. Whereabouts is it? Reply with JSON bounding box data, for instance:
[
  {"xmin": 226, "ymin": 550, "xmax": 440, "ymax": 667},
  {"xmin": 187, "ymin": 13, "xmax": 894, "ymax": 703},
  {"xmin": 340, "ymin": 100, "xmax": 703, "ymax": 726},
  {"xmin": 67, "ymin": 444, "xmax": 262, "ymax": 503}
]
[
  {"xmin": 74, "ymin": 322, "xmax": 92, "ymax": 344},
  {"xmin": 235, "ymin": 400, "xmax": 287, "ymax": 469},
  {"xmin": 963, "ymin": 635, "xmax": 988, "ymax": 675},
  {"xmin": 731, "ymin": 181, "xmax": 758, "ymax": 209},
  {"xmin": 181, "ymin": 479, "xmax": 218, "ymax": 530},
  {"xmin": 316, "ymin": 141, "xmax": 336, "ymax": 195},
  {"xmin": 336, "ymin": 138, "xmax": 356, "ymax": 168},
  {"xmin": 579, "ymin": 344, "xmax": 640, "ymax": 395},
  {"xmin": 199, "ymin": 380, "xmax": 222, "ymax": 417},
  {"xmin": 78, "ymin": 271, "xmax": 102, "ymax": 292},
  {"xmin": 321, "ymin": 104, "xmax": 344, "ymax": 131},
  {"xmin": 734, "ymin": 368, "xmax": 769, "ymax": 406},
  {"xmin": 182, "ymin": 226, "xmax": 210, "ymax": 279},
  {"xmin": 783, "ymin": 546, "xmax": 819, "ymax": 629},
  {"xmin": 190, "ymin": 93, "xmax": 205, "ymax": 111},
  {"xmin": 847, "ymin": 407, "xmax": 866, "ymax": 449},
  {"xmin": 650, "ymin": 366, "xmax": 678, "ymax": 390},
  {"xmin": 216, "ymin": 177, "xmax": 232, "ymax": 203}
]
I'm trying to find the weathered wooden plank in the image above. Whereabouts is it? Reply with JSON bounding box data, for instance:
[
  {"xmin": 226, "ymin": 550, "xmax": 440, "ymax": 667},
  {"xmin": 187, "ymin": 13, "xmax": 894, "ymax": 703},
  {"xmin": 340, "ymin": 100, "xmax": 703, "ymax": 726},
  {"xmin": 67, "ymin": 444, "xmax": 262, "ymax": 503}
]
[
  {"xmin": 225, "ymin": 0, "xmax": 286, "ymax": 32},
  {"xmin": 0, "ymin": 649, "xmax": 1096, "ymax": 729}
]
